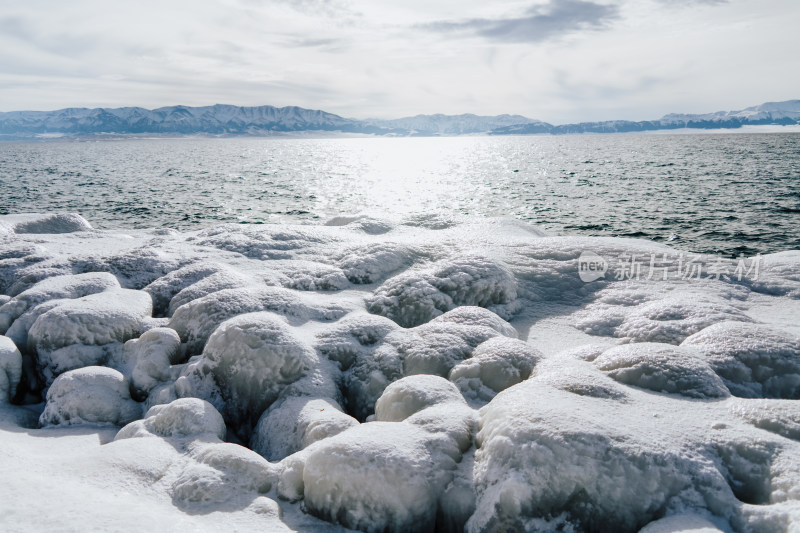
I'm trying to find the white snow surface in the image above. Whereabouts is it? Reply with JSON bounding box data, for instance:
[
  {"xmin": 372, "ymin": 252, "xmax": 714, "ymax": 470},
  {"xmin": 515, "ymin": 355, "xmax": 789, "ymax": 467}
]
[{"xmin": 1, "ymin": 213, "xmax": 800, "ymax": 532}]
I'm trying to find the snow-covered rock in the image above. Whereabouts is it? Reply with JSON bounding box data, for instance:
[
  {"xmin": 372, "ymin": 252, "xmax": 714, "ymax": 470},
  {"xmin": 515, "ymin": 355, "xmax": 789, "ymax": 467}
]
[
  {"xmin": 115, "ymin": 398, "xmax": 225, "ymax": 441},
  {"xmin": 190, "ymin": 312, "xmax": 318, "ymax": 439},
  {"xmin": 450, "ymin": 336, "xmax": 541, "ymax": 401},
  {"xmin": 682, "ymin": 322, "xmax": 800, "ymax": 398},
  {"xmin": 0, "ymin": 335, "xmax": 22, "ymax": 402},
  {"xmin": 250, "ymin": 396, "xmax": 358, "ymax": 461},
  {"xmin": 594, "ymin": 343, "xmax": 730, "ymax": 399},
  {"xmin": 126, "ymin": 327, "xmax": 182, "ymax": 400},
  {"xmin": 27, "ymin": 288, "xmax": 153, "ymax": 386},
  {"xmin": 40, "ymin": 366, "xmax": 141, "ymax": 427},
  {"xmin": 367, "ymin": 256, "xmax": 518, "ymax": 327}
]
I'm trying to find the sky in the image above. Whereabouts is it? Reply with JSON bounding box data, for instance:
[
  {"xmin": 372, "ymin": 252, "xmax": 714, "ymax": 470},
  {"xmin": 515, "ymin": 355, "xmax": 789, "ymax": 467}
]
[{"xmin": 0, "ymin": 0, "xmax": 798, "ymax": 124}]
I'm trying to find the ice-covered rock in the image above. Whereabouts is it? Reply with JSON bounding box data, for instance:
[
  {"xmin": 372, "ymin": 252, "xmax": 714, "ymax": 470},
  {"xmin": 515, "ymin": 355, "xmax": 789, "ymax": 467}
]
[
  {"xmin": 168, "ymin": 286, "xmax": 348, "ymax": 354},
  {"xmin": 27, "ymin": 288, "xmax": 153, "ymax": 386},
  {"xmin": 0, "ymin": 272, "xmax": 120, "ymax": 334},
  {"xmin": 193, "ymin": 312, "xmax": 318, "ymax": 439},
  {"xmin": 682, "ymin": 321, "xmax": 800, "ymax": 398},
  {"xmin": 40, "ymin": 366, "xmax": 141, "ymax": 427},
  {"xmin": 638, "ymin": 514, "xmax": 727, "ymax": 533},
  {"xmin": 577, "ymin": 292, "xmax": 752, "ymax": 345},
  {"xmin": 174, "ymin": 441, "xmax": 275, "ymax": 503},
  {"xmin": 594, "ymin": 343, "xmax": 730, "ymax": 399},
  {"xmin": 367, "ymin": 255, "xmax": 518, "ymax": 327},
  {"xmin": 534, "ymin": 355, "xmax": 632, "ymax": 400},
  {"xmin": 301, "ymin": 424, "xmax": 450, "ymax": 533},
  {"xmin": 5, "ymin": 213, "xmax": 93, "ymax": 234},
  {"xmin": 729, "ymin": 398, "xmax": 800, "ymax": 441},
  {"xmin": 429, "ymin": 306, "xmax": 518, "ymax": 338},
  {"xmin": 337, "ymin": 242, "xmax": 419, "ymax": 284},
  {"xmin": 126, "ymin": 327, "xmax": 182, "ymax": 400},
  {"xmin": 315, "ymin": 313, "xmax": 400, "ymax": 370},
  {"xmin": 250, "ymin": 396, "xmax": 358, "ymax": 461},
  {"xmin": 298, "ymin": 375, "xmax": 471, "ymax": 532},
  {"xmin": 374, "ymin": 374, "xmax": 465, "ymax": 422},
  {"xmin": 450, "ymin": 336, "xmax": 541, "ymax": 401},
  {"xmin": 0, "ymin": 335, "xmax": 23, "ymax": 402},
  {"xmin": 115, "ymin": 398, "xmax": 226, "ymax": 441}
]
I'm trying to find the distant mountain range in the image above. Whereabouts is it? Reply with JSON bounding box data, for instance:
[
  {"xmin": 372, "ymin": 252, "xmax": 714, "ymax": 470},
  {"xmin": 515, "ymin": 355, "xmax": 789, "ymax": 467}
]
[{"xmin": 0, "ymin": 100, "xmax": 798, "ymax": 138}]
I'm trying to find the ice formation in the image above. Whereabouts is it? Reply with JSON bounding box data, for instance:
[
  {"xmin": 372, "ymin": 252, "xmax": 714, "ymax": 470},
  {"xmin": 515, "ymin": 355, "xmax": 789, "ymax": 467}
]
[{"xmin": 1, "ymin": 212, "xmax": 800, "ymax": 532}]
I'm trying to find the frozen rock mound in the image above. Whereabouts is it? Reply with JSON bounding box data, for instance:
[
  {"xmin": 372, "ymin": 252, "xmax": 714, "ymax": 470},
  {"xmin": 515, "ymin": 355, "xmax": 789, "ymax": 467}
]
[
  {"xmin": 27, "ymin": 288, "xmax": 153, "ymax": 387},
  {"xmin": 682, "ymin": 321, "xmax": 800, "ymax": 398},
  {"xmin": 126, "ymin": 327, "xmax": 183, "ymax": 400},
  {"xmin": 40, "ymin": 366, "xmax": 141, "ymax": 427},
  {"xmin": 374, "ymin": 374, "xmax": 464, "ymax": 422},
  {"xmin": 594, "ymin": 343, "xmax": 730, "ymax": 399},
  {"xmin": 367, "ymin": 256, "xmax": 518, "ymax": 327},
  {"xmin": 168, "ymin": 285, "xmax": 348, "ymax": 354},
  {"xmin": 3, "ymin": 213, "xmax": 93, "ymax": 234},
  {"xmin": 0, "ymin": 335, "xmax": 22, "ymax": 402},
  {"xmin": 115, "ymin": 398, "xmax": 226, "ymax": 441},
  {"xmin": 0, "ymin": 272, "xmax": 120, "ymax": 334},
  {"xmin": 250, "ymin": 396, "xmax": 358, "ymax": 461},
  {"xmin": 193, "ymin": 312, "xmax": 317, "ymax": 439},
  {"xmin": 298, "ymin": 375, "xmax": 471, "ymax": 533},
  {"xmin": 450, "ymin": 336, "xmax": 540, "ymax": 402}
]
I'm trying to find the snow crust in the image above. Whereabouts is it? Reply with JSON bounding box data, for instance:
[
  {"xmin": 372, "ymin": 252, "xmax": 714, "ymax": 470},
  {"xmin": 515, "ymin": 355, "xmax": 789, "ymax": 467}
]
[{"xmin": 2, "ymin": 213, "xmax": 800, "ymax": 532}]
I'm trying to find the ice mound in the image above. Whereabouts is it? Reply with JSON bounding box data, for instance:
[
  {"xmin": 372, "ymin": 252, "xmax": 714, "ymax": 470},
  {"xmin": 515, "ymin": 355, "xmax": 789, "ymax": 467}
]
[
  {"xmin": 367, "ymin": 256, "xmax": 518, "ymax": 327},
  {"xmin": 682, "ymin": 322, "xmax": 800, "ymax": 398},
  {"xmin": 298, "ymin": 376, "xmax": 471, "ymax": 533},
  {"xmin": 325, "ymin": 215, "xmax": 395, "ymax": 235},
  {"xmin": 2, "ymin": 213, "xmax": 93, "ymax": 234},
  {"xmin": 40, "ymin": 366, "xmax": 141, "ymax": 427},
  {"xmin": 638, "ymin": 514, "xmax": 727, "ymax": 533},
  {"xmin": 189, "ymin": 224, "xmax": 339, "ymax": 261},
  {"xmin": 27, "ymin": 288, "xmax": 153, "ymax": 386},
  {"xmin": 534, "ymin": 354, "xmax": 631, "ymax": 400},
  {"xmin": 144, "ymin": 262, "xmax": 248, "ymax": 316},
  {"xmin": 315, "ymin": 313, "xmax": 400, "ymax": 370},
  {"xmin": 0, "ymin": 272, "xmax": 120, "ymax": 334},
  {"xmin": 576, "ymin": 290, "xmax": 753, "ymax": 345},
  {"xmin": 337, "ymin": 242, "xmax": 421, "ymax": 284},
  {"xmin": 729, "ymin": 398, "xmax": 800, "ymax": 441},
  {"xmin": 429, "ymin": 305, "xmax": 519, "ymax": 338},
  {"xmin": 4, "ymin": 216, "xmax": 800, "ymax": 532},
  {"xmin": 115, "ymin": 398, "xmax": 226, "ymax": 441},
  {"xmin": 374, "ymin": 374, "xmax": 464, "ymax": 422},
  {"xmin": 172, "ymin": 442, "xmax": 275, "ymax": 504},
  {"xmin": 340, "ymin": 308, "xmax": 516, "ymax": 420},
  {"xmin": 0, "ymin": 335, "xmax": 22, "ymax": 402},
  {"xmin": 126, "ymin": 327, "xmax": 182, "ymax": 400},
  {"xmin": 594, "ymin": 343, "xmax": 730, "ymax": 399},
  {"xmin": 450, "ymin": 336, "xmax": 541, "ymax": 402},
  {"xmin": 168, "ymin": 285, "xmax": 349, "ymax": 354},
  {"xmin": 250, "ymin": 396, "xmax": 358, "ymax": 461},
  {"xmin": 190, "ymin": 312, "xmax": 318, "ymax": 439},
  {"xmin": 471, "ymin": 381, "xmax": 730, "ymax": 531}
]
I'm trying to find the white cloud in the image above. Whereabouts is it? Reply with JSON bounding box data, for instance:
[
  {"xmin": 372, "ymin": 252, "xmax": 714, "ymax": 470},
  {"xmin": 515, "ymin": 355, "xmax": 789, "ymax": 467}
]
[{"xmin": 0, "ymin": 0, "xmax": 797, "ymax": 123}]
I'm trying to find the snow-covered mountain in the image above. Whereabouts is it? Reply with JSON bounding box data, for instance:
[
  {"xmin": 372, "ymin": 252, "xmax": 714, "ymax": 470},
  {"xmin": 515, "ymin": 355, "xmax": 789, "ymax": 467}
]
[
  {"xmin": 0, "ymin": 104, "xmax": 392, "ymax": 136},
  {"xmin": 363, "ymin": 113, "xmax": 544, "ymax": 135},
  {"xmin": 659, "ymin": 100, "xmax": 800, "ymax": 127},
  {"xmin": 0, "ymin": 100, "xmax": 798, "ymax": 138}
]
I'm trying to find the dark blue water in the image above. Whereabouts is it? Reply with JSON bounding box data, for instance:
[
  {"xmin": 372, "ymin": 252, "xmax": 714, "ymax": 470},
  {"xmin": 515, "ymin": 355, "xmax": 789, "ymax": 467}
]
[{"xmin": 1, "ymin": 133, "xmax": 799, "ymax": 256}]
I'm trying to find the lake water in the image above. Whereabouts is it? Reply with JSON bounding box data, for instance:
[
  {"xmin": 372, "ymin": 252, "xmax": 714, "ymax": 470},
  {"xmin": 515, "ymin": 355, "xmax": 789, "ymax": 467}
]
[{"xmin": 1, "ymin": 133, "xmax": 799, "ymax": 257}]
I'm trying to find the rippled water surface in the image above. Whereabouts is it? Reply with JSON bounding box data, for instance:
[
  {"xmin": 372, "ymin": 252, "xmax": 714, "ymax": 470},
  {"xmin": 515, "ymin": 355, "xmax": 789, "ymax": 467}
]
[{"xmin": 1, "ymin": 134, "xmax": 799, "ymax": 256}]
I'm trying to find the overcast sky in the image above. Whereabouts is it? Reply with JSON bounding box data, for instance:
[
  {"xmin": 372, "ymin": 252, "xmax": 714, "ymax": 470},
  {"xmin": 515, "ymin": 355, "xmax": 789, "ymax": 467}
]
[{"xmin": 0, "ymin": 0, "xmax": 797, "ymax": 123}]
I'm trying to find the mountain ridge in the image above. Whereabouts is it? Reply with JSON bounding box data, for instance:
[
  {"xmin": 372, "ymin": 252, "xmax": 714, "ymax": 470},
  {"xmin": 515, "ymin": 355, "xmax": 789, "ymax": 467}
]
[{"xmin": 1, "ymin": 100, "xmax": 798, "ymax": 138}]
